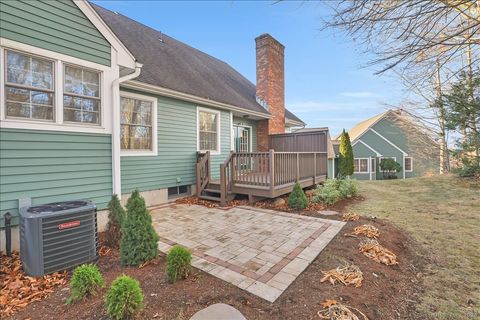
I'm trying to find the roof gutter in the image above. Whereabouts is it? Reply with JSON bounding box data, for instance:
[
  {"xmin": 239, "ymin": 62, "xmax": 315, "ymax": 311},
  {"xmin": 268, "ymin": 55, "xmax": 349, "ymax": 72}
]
[{"xmin": 122, "ymin": 80, "xmax": 272, "ymax": 119}]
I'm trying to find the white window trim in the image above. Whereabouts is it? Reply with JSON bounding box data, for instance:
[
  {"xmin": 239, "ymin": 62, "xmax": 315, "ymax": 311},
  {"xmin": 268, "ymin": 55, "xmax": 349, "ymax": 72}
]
[
  {"xmin": 404, "ymin": 157, "xmax": 413, "ymax": 172},
  {"xmin": 233, "ymin": 124, "xmax": 253, "ymax": 152},
  {"xmin": 354, "ymin": 158, "xmax": 370, "ymax": 174},
  {"xmin": 197, "ymin": 106, "xmax": 221, "ymax": 155},
  {"xmin": 0, "ymin": 38, "xmax": 113, "ymax": 135},
  {"xmin": 119, "ymin": 91, "xmax": 158, "ymax": 157}
]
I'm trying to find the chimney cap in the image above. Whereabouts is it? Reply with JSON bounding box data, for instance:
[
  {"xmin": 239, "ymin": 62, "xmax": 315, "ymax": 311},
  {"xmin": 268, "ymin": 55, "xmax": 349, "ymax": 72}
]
[{"xmin": 255, "ymin": 33, "xmax": 285, "ymax": 49}]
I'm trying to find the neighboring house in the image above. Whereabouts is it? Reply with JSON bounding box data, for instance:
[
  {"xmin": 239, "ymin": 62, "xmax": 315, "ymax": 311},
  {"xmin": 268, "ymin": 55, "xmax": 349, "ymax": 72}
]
[
  {"xmin": 330, "ymin": 109, "xmax": 440, "ymax": 180},
  {"xmin": 0, "ymin": 0, "xmax": 306, "ymax": 250}
]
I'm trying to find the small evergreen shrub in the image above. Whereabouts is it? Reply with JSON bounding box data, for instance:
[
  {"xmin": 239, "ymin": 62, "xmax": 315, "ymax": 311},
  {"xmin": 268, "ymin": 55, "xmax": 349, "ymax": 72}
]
[
  {"xmin": 105, "ymin": 194, "xmax": 126, "ymax": 249},
  {"xmin": 67, "ymin": 264, "xmax": 104, "ymax": 304},
  {"xmin": 337, "ymin": 178, "xmax": 358, "ymax": 198},
  {"xmin": 287, "ymin": 183, "xmax": 309, "ymax": 210},
  {"xmin": 166, "ymin": 246, "xmax": 192, "ymax": 283},
  {"xmin": 380, "ymin": 158, "xmax": 402, "ymax": 179},
  {"xmin": 313, "ymin": 179, "xmax": 342, "ymax": 205},
  {"xmin": 120, "ymin": 189, "xmax": 159, "ymax": 266},
  {"xmin": 105, "ymin": 275, "xmax": 144, "ymax": 320}
]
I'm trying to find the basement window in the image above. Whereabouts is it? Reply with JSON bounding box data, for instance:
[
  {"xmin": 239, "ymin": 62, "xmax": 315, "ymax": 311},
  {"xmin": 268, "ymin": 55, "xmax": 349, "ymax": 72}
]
[{"xmin": 168, "ymin": 185, "xmax": 190, "ymax": 199}]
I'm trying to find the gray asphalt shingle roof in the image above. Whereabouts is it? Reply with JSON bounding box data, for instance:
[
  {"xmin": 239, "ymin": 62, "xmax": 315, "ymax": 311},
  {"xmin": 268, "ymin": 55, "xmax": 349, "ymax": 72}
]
[{"xmin": 92, "ymin": 3, "xmax": 303, "ymax": 124}]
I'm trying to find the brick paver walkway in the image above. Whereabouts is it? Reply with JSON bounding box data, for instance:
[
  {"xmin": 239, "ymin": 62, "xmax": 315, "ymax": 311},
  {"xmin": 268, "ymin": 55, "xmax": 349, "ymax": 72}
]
[{"xmin": 151, "ymin": 204, "xmax": 345, "ymax": 302}]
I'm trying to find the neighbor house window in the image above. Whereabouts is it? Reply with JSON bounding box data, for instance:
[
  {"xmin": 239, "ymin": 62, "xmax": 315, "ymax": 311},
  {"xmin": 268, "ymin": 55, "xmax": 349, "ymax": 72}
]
[
  {"xmin": 198, "ymin": 108, "xmax": 220, "ymax": 153},
  {"xmin": 120, "ymin": 96, "xmax": 153, "ymax": 150},
  {"xmin": 404, "ymin": 157, "xmax": 413, "ymax": 172},
  {"xmin": 354, "ymin": 158, "xmax": 369, "ymax": 173},
  {"xmin": 5, "ymin": 50, "xmax": 54, "ymax": 120},
  {"xmin": 63, "ymin": 65, "xmax": 100, "ymax": 124}
]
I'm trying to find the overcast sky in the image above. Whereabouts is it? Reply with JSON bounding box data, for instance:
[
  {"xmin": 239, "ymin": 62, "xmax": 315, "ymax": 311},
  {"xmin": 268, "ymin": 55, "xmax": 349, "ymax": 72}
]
[{"xmin": 94, "ymin": 0, "xmax": 405, "ymax": 136}]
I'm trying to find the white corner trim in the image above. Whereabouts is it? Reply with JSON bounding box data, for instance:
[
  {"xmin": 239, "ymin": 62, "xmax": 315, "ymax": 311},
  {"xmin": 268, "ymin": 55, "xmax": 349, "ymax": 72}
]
[
  {"xmin": 119, "ymin": 91, "xmax": 158, "ymax": 157},
  {"xmin": 353, "ymin": 139, "xmax": 382, "ymax": 157},
  {"xmin": 197, "ymin": 106, "xmax": 221, "ymax": 155},
  {"xmin": 230, "ymin": 111, "xmax": 234, "ymax": 151},
  {"xmin": 74, "ymin": 0, "xmax": 137, "ymax": 69},
  {"xmin": 369, "ymin": 128, "xmax": 408, "ymax": 156}
]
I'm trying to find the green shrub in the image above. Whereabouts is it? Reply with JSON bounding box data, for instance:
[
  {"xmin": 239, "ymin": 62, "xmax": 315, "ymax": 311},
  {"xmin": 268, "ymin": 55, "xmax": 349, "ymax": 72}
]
[
  {"xmin": 105, "ymin": 275, "xmax": 143, "ymax": 320},
  {"xmin": 120, "ymin": 189, "xmax": 159, "ymax": 266},
  {"xmin": 454, "ymin": 157, "xmax": 480, "ymax": 177},
  {"xmin": 313, "ymin": 179, "xmax": 342, "ymax": 205},
  {"xmin": 67, "ymin": 264, "xmax": 104, "ymax": 304},
  {"xmin": 337, "ymin": 178, "xmax": 358, "ymax": 198},
  {"xmin": 287, "ymin": 183, "xmax": 309, "ymax": 210},
  {"xmin": 380, "ymin": 158, "xmax": 402, "ymax": 179},
  {"xmin": 105, "ymin": 194, "xmax": 126, "ymax": 249},
  {"xmin": 166, "ymin": 246, "xmax": 192, "ymax": 283}
]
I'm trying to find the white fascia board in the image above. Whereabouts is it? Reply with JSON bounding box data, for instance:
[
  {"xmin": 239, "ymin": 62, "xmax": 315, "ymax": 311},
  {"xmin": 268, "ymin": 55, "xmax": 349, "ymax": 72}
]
[
  {"xmin": 369, "ymin": 128, "xmax": 408, "ymax": 156},
  {"xmin": 75, "ymin": 0, "xmax": 137, "ymax": 69},
  {"xmin": 353, "ymin": 139, "xmax": 382, "ymax": 157},
  {"xmin": 122, "ymin": 80, "xmax": 271, "ymax": 120}
]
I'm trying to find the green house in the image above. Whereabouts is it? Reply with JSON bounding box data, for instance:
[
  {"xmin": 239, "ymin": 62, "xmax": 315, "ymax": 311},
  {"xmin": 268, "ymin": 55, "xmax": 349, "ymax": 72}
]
[
  {"xmin": 329, "ymin": 110, "xmax": 440, "ymax": 180},
  {"xmin": 0, "ymin": 0, "xmax": 306, "ymax": 250}
]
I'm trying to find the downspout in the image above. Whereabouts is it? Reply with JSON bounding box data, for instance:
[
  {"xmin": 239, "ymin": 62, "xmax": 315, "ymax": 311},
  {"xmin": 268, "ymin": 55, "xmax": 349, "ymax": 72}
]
[{"xmin": 112, "ymin": 62, "xmax": 143, "ymax": 196}]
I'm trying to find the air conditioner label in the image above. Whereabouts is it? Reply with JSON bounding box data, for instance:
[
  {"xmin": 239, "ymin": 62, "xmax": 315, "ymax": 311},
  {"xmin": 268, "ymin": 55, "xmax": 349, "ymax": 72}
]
[{"xmin": 58, "ymin": 220, "xmax": 81, "ymax": 230}]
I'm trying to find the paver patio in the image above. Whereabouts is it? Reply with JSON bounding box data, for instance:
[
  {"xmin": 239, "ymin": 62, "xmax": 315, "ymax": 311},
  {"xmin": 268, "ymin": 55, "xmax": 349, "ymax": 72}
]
[{"xmin": 150, "ymin": 204, "xmax": 345, "ymax": 302}]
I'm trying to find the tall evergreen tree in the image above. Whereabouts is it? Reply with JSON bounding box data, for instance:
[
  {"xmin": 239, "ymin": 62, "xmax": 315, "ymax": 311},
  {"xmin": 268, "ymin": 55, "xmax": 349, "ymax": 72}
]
[
  {"xmin": 105, "ymin": 194, "xmax": 126, "ymax": 249},
  {"xmin": 120, "ymin": 190, "xmax": 159, "ymax": 266},
  {"xmin": 339, "ymin": 129, "xmax": 354, "ymax": 177}
]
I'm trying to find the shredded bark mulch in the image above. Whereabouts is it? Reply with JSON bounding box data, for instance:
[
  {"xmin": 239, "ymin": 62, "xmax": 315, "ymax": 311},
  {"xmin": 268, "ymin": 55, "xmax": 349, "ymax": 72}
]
[{"xmin": 4, "ymin": 214, "xmax": 425, "ymax": 320}]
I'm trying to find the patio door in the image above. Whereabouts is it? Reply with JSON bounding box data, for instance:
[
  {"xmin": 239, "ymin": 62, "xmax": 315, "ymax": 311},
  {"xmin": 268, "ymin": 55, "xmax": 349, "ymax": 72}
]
[{"xmin": 234, "ymin": 126, "xmax": 251, "ymax": 170}]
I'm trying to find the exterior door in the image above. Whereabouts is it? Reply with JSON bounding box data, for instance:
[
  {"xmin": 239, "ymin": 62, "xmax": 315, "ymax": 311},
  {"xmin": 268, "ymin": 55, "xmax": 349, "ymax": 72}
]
[
  {"xmin": 234, "ymin": 126, "xmax": 251, "ymax": 170},
  {"xmin": 234, "ymin": 126, "xmax": 251, "ymax": 153}
]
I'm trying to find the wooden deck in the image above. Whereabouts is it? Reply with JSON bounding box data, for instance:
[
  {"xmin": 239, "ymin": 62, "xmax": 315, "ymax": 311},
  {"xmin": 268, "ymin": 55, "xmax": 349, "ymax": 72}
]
[{"xmin": 197, "ymin": 150, "xmax": 328, "ymax": 206}]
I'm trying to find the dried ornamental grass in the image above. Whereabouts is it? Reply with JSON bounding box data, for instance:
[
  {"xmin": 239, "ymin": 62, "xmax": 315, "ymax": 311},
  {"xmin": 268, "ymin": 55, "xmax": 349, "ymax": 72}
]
[
  {"xmin": 342, "ymin": 212, "xmax": 360, "ymax": 221},
  {"xmin": 320, "ymin": 264, "xmax": 363, "ymax": 288},
  {"xmin": 318, "ymin": 300, "xmax": 369, "ymax": 320},
  {"xmin": 0, "ymin": 251, "xmax": 67, "ymax": 317},
  {"xmin": 358, "ymin": 239, "xmax": 398, "ymax": 265},
  {"xmin": 352, "ymin": 224, "xmax": 380, "ymax": 238}
]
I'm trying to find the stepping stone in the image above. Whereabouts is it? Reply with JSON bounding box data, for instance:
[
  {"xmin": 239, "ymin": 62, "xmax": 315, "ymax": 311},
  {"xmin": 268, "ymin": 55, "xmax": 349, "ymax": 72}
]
[
  {"xmin": 190, "ymin": 303, "xmax": 247, "ymax": 320},
  {"xmin": 318, "ymin": 210, "xmax": 339, "ymax": 216}
]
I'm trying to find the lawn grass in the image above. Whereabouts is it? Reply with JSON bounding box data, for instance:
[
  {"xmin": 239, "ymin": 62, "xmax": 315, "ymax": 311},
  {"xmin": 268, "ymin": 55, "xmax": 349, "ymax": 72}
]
[{"xmin": 348, "ymin": 175, "xmax": 480, "ymax": 320}]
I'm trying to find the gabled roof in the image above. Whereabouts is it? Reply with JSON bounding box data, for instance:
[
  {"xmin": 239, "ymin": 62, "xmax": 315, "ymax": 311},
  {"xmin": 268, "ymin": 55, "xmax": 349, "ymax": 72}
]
[
  {"xmin": 336, "ymin": 111, "xmax": 389, "ymax": 142},
  {"xmin": 91, "ymin": 3, "xmax": 303, "ymax": 123}
]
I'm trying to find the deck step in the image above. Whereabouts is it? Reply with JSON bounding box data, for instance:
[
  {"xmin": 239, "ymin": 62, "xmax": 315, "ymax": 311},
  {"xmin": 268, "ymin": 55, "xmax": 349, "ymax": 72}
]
[
  {"xmin": 199, "ymin": 195, "xmax": 221, "ymax": 202},
  {"xmin": 203, "ymin": 188, "xmax": 221, "ymax": 194}
]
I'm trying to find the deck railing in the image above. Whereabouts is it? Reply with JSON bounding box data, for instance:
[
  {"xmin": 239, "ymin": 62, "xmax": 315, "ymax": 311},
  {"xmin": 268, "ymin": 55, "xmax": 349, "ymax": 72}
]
[
  {"xmin": 196, "ymin": 151, "xmax": 210, "ymax": 196},
  {"xmin": 226, "ymin": 150, "xmax": 328, "ymax": 195}
]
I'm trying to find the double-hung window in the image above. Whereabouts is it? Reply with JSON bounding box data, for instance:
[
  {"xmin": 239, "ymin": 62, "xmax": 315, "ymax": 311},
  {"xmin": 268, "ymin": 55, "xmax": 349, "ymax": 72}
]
[
  {"xmin": 5, "ymin": 50, "xmax": 54, "ymax": 121},
  {"xmin": 198, "ymin": 108, "xmax": 220, "ymax": 153},
  {"xmin": 63, "ymin": 65, "xmax": 101, "ymax": 124},
  {"xmin": 120, "ymin": 94, "xmax": 157, "ymax": 155},
  {"xmin": 354, "ymin": 158, "xmax": 369, "ymax": 173}
]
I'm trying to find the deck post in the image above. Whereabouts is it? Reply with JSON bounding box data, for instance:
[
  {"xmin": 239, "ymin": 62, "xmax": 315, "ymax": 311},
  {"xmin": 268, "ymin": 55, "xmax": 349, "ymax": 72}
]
[
  {"xmin": 296, "ymin": 153, "xmax": 299, "ymax": 182},
  {"xmin": 269, "ymin": 149, "xmax": 275, "ymax": 196},
  {"xmin": 313, "ymin": 152, "xmax": 317, "ymax": 185},
  {"xmin": 220, "ymin": 163, "xmax": 226, "ymax": 207}
]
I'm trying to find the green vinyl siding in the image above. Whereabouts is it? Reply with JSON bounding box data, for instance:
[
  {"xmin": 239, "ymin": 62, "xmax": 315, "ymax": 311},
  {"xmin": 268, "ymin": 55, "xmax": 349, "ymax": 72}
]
[
  {"xmin": 233, "ymin": 116, "xmax": 258, "ymax": 152},
  {"xmin": 120, "ymin": 93, "xmax": 232, "ymax": 193},
  {"xmin": 327, "ymin": 159, "xmax": 334, "ymax": 178},
  {"xmin": 0, "ymin": 0, "xmax": 111, "ymax": 66},
  {"xmin": 0, "ymin": 128, "xmax": 113, "ymax": 228}
]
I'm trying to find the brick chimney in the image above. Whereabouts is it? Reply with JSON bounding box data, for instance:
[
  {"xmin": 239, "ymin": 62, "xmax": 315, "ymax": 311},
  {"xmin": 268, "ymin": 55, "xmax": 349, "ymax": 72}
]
[{"xmin": 255, "ymin": 33, "xmax": 285, "ymax": 151}]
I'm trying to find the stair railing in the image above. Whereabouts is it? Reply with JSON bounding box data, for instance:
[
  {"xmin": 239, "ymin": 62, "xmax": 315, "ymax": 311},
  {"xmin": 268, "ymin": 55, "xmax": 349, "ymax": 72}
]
[
  {"xmin": 196, "ymin": 151, "xmax": 210, "ymax": 196},
  {"xmin": 220, "ymin": 151, "xmax": 234, "ymax": 206}
]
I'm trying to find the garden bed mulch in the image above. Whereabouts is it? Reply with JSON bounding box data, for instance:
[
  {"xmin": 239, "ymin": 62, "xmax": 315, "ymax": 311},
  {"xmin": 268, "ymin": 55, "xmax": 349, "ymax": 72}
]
[{"xmin": 4, "ymin": 212, "xmax": 425, "ymax": 320}]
